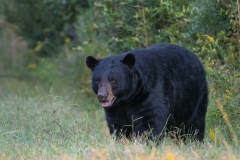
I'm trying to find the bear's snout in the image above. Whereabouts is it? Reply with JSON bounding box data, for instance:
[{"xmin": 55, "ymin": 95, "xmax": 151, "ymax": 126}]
[
  {"xmin": 98, "ymin": 95, "xmax": 107, "ymax": 102},
  {"xmin": 97, "ymin": 87, "xmax": 108, "ymax": 102},
  {"xmin": 97, "ymin": 82, "xmax": 116, "ymax": 107}
]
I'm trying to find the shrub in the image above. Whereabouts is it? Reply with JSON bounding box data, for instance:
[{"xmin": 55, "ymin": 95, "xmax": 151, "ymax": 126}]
[
  {"xmin": 94, "ymin": 0, "xmax": 192, "ymax": 53},
  {"xmin": 190, "ymin": 0, "xmax": 240, "ymax": 67},
  {"xmin": 94, "ymin": 0, "xmax": 240, "ymax": 67},
  {"xmin": 2, "ymin": 0, "xmax": 89, "ymax": 56}
]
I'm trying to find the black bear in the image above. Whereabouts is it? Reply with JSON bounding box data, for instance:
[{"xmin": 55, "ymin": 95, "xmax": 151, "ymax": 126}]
[{"xmin": 86, "ymin": 43, "xmax": 208, "ymax": 141}]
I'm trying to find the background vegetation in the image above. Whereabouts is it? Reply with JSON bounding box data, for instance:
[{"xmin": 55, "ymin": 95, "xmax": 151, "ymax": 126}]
[{"xmin": 0, "ymin": 0, "xmax": 239, "ymax": 159}]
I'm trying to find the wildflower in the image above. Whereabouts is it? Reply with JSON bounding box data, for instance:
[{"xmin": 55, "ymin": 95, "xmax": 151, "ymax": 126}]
[
  {"xmin": 204, "ymin": 34, "xmax": 214, "ymax": 42},
  {"xmin": 223, "ymin": 113, "xmax": 228, "ymax": 119},
  {"xmin": 166, "ymin": 152, "xmax": 175, "ymax": 160},
  {"xmin": 225, "ymin": 96, "xmax": 231, "ymax": 99},
  {"xmin": 209, "ymin": 129, "xmax": 215, "ymax": 141},
  {"xmin": 64, "ymin": 38, "xmax": 71, "ymax": 45},
  {"xmin": 225, "ymin": 90, "xmax": 232, "ymax": 94}
]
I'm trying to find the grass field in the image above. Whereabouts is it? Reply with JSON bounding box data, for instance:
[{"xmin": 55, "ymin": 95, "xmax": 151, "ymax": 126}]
[{"xmin": 0, "ymin": 67, "xmax": 239, "ymax": 160}]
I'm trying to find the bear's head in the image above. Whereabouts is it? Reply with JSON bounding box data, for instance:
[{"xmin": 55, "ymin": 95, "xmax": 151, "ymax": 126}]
[{"xmin": 86, "ymin": 53, "xmax": 136, "ymax": 108}]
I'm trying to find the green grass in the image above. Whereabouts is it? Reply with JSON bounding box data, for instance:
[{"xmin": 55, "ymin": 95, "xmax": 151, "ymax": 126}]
[
  {"xmin": 0, "ymin": 79, "xmax": 104, "ymax": 159},
  {"xmin": 0, "ymin": 72, "xmax": 239, "ymax": 160}
]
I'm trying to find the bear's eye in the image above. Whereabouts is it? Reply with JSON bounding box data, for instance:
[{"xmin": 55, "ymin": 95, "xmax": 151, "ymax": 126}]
[
  {"xmin": 95, "ymin": 80, "xmax": 100, "ymax": 84},
  {"xmin": 110, "ymin": 79, "xmax": 116, "ymax": 84}
]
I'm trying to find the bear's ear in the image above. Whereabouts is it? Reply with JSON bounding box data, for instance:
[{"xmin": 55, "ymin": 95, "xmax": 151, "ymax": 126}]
[
  {"xmin": 121, "ymin": 53, "xmax": 135, "ymax": 68},
  {"xmin": 86, "ymin": 56, "xmax": 99, "ymax": 70}
]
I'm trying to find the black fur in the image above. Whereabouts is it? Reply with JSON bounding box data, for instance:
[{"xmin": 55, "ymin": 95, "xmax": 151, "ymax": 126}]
[{"xmin": 86, "ymin": 43, "xmax": 208, "ymax": 141}]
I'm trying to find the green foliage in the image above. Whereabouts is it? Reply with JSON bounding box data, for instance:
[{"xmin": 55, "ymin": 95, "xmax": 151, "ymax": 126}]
[
  {"xmin": 189, "ymin": 0, "xmax": 240, "ymax": 67},
  {"xmin": 2, "ymin": 0, "xmax": 89, "ymax": 56},
  {"xmin": 94, "ymin": 0, "xmax": 240, "ymax": 67},
  {"xmin": 190, "ymin": 0, "xmax": 229, "ymax": 35},
  {"xmin": 94, "ymin": 0, "xmax": 193, "ymax": 53}
]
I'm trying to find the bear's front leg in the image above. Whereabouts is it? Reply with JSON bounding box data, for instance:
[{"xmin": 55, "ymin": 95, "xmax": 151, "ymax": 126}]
[
  {"xmin": 130, "ymin": 104, "xmax": 170, "ymax": 140},
  {"xmin": 104, "ymin": 107, "xmax": 132, "ymax": 138}
]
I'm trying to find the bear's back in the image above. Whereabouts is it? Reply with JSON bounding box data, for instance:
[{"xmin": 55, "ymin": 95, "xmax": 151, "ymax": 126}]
[{"xmin": 122, "ymin": 43, "xmax": 206, "ymax": 85}]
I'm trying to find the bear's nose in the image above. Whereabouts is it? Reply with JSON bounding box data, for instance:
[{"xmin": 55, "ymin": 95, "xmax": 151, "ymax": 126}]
[
  {"xmin": 98, "ymin": 95, "xmax": 107, "ymax": 102},
  {"xmin": 97, "ymin": 86, "xmax": 108, "ymax": 102}
]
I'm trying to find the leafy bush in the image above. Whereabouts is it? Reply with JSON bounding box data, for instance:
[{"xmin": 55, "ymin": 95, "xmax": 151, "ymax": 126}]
[
  {"xmin": 190, "ymin": 0, "xmax": 229, "ymax": 36},
  {"xmin": 94, "ymin": 0, "xmax": 192, "ymax": 53},
  {"xmin": 189, "ymin": 0, "xmax": 240, "ymax": 67},
  {"xmin": 94, "ymin": 0, "xmax": 240, "ymax": 67},
  {"xmin": 2, "ymin": 0, "xmax": 89, "ymax": 56}
]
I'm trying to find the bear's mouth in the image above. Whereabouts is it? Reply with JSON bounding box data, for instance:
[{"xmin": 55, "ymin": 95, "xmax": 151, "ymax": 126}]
[
  {"xmin": 101, "ymin": 101, "xmax": 112, "ymax": 107},
  {"xmin": 100, "ymin": 97, "xmax": 116, "ymax": 108}
]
